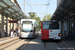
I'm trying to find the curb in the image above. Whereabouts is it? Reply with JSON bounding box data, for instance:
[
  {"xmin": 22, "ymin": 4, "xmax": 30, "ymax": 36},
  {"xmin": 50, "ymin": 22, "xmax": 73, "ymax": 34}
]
[{"xmin": 0, "ymin": 37, "xmax": 19, "ymax": 45}]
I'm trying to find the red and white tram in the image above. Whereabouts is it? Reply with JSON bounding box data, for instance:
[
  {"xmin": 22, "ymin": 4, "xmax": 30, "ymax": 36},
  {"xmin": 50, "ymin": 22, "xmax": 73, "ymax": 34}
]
[{"xmin": 41, "ymin": 21, "xmax": 61, "ymax": 41}]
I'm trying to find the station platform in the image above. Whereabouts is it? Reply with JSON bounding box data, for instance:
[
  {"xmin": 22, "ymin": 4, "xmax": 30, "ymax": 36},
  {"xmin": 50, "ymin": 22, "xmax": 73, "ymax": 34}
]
[
  {"xmin": 0, "ymin": 36, "xmax": 75, "ymax": 49},
  {"xmin": 0, "ymin": 37, "xmax": 19, "ymax": 45},
  {"xmin": 0, "ymin": 37, "xmax": 10, "ymax": 41},
  {"xmin": 62, "ymin": 39, "xmax": 75, "ymax": 49}
]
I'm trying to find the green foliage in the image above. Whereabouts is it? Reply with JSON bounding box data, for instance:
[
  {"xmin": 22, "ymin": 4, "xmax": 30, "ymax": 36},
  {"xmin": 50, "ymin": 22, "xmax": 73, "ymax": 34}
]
[
  {"xmin": 35, "ymin": 17, "xmax": 41, "ymax": 31},
  {"xmin": 43, "ymin": 14, "xmax": 51, "ymax": 21},
  {"xmin": 28, "ymin": 12, "xmax": 41, "ymax": 31},
  {"xmin": 28, "ymin": 12, "xmax": 37, "ymax": 19}
]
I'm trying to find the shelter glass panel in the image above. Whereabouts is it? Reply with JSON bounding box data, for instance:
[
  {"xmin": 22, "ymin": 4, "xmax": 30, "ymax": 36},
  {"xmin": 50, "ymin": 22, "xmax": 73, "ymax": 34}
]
[
  {"xmin": 12, "ymin": 6, "xmax": 19, "ymax": 11},
  {"xmin": 8, "ymin": 8, "xmax": 15, "ymax": 12},
  {"xmin": 3, "ymin": 0, "xmax": 13, "ymax": 6},
  {"xmin": 0, "ymin": 2, "xmax": 7, "ymax": 7},
  {"xmin": 0, "ymin": 7, "xmax": 2, "ymax": 9},
  {"xmin": 4, "ymin": 10, "xmax": 10, "ymax": 14}
]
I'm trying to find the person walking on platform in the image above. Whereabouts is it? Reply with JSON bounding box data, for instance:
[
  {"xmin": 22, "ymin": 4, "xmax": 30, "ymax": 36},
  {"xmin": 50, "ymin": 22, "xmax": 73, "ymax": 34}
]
[
  {"xmin": 10, "ymin": 27, "xmax": 14, "ymax": 37},
  {"xmin": 16, "ymin": 27, "xmax": 18, "ymax": 36},
  {"xmin": 14, "ymin": 28, "xmax": 16, "ymax": 36},
  {"xmin": 14, "ymin": 28, "xmax": 18, "ymax": 36},
  {"xmin": 18, "ymin": 28, "xmax": 20, "ymax": 36}
]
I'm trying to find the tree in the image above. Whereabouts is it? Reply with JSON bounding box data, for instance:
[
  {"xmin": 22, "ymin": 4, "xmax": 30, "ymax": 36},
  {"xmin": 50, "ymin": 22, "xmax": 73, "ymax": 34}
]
[
  {"xmin": 28, "ymin": 12, "xmax": 37, "ymax": 19},
  {"xmin": 35, "ymin": 17, "xmax": 41, "ymax": 30},
  {"xmin": 43, "ymin": 14, "xmax": 51, "ymax": 21},
  {"xmin": 28, "ymin": 12, "xmax": 41, "ymax": 31},
  {"xmin": 35, "ymin": 16, "xmax": 40, "ymax": 24}
]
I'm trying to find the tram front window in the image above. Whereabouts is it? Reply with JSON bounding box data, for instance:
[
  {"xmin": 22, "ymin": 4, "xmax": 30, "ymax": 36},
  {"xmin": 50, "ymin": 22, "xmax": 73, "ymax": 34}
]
[{"xmin": 22, "ymin": 23, "xmax": 33, "ymax": 32}]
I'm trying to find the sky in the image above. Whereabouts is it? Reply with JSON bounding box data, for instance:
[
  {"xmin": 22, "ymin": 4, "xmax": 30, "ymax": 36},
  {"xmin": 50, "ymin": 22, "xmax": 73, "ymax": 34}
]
[{"xmin": 17, "ymin": 0, "xmax": 57, "ymax": 20}]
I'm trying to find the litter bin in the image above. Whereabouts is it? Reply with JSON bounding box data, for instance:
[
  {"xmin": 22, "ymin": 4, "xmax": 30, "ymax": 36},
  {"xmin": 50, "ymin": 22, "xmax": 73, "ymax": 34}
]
[{"xmin": 73, "ymin": 32, "xmax": 75, "ymax": 38}]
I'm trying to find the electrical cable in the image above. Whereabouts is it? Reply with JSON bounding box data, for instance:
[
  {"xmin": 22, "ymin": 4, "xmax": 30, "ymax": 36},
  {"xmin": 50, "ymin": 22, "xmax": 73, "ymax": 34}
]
[
  {"xmin": 45, "ymin": 0, "xmax": 51, "ymax": 20},
  {"xmin": 25, "ymin": 0, "xmax": 34, "ymax": 11},
  {"xmin": 45, "ymin": 0, "xmax": 51, "ymax": 13}
]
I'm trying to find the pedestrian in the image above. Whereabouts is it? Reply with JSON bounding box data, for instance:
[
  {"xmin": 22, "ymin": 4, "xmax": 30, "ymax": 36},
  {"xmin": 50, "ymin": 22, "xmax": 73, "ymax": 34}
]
[
  {"xmin": 15, "ymin": 27, "xmax": 18, "ymax": 36},
  {"xmin": 66, "ymin": 32, "xmax": 71, "ymax": 39},
  {"xmin": 14, "ymin": 28, "xmax": 16, "ymax": 36},
  {"xmin": 18, "ymin": 28, "xmax": 20, "ymax": 36},
  {"xmin": 4, "ymin": 30, "xmax": 5, "ymax": 37},
  {"xmin": 10, "ymin": 27, "xmax": 14, "ymax": 37}
]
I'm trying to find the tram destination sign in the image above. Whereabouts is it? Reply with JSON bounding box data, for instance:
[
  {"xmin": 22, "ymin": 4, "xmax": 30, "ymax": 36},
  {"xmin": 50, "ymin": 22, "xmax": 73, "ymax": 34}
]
[{"xmin": 23, "ymin": 21, "xmax": 32, "ymax": 23}]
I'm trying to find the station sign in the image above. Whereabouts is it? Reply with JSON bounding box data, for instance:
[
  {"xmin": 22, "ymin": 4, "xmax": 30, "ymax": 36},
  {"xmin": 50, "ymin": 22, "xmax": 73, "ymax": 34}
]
[{"xmin": 9, "ymin": 21, "xmax": 18, "ymax": 23}]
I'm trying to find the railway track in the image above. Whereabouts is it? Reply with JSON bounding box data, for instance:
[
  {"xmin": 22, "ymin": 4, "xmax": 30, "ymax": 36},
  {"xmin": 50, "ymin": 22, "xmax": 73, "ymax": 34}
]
[
  {"xmin": 0, "ymin": 36, "xmax": 74, "ymax": 50},
  {"xmin": 19, "ymin": 39, "xmax": 32, "ymax": 50},
  {"xmin": 42, "ymin": 41, "xmax": 74, "ymax": 50},
  {"xmin": 44, "ymin": 42, "xmax": 47, "ymax": 50},
  {"xmin": 56, "ymin": 42, "xmax": 67, "ymax": 50},
  {"xmin": 56, "ymin": 42, "xmax": 74, "ymax": 50},
  {"xmin": 0, "ymin": 39, "xmax": 32, "ymax": 50}
]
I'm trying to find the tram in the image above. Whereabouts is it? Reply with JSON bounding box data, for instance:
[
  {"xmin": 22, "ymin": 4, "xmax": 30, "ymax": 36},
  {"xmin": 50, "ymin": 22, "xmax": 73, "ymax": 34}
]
[
  {"xmin": 19, "ymin": 19, "xmax": 38, "ymax": 38},
  {"xmin": 41, "ymin": 20, "xmax": 61, "ymax": 41}
]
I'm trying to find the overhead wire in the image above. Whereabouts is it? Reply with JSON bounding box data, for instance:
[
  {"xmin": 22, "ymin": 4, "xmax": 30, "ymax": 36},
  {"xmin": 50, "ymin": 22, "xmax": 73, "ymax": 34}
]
[
  {"xmin": 45, "ymin": 0, "xmax": 51, "ymax": 14},
  {"xmin": 25, "ymin": 0, "xmax": 51, "ymax": 14},
  {"xmin": 25, "ymin": 0, "xmax": 34, "ymax": 11},
  {"xmin": 29, "ymin": 0, "xmax": 30, "ymax": 4},
  {"xmin": 45, "ymin": 0, "xmax": 51, "ymax": 20}
]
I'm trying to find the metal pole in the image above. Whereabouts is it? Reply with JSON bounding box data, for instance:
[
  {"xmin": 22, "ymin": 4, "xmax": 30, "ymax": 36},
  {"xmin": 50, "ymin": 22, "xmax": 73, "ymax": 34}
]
[
  {"xmin": 6, "ymin": 17, "xmax": 8, "ymax": 37},
  {"xmin": 10, "ymin": 18, "xmax": 11, "ymax": 36},
  {"xmin": 10, "ymin": 18, "xmax": 11, "ymax": 29},
  {"xmin": 15, "ymin": 15, "xmax": 18, "ymax": 28},
  {"xmin": 46, "ymin": 15, "xmax": 47, "ymax": 21},
  {"xmin": 17, "ymin": 18, "xmax": 18, "ymax": 28},
  {"xmin": 24, "ymin": 0, "xmax": 25, "ymax": 14},
  {"xmin": 1, "ymin": 13, "xmax": 4, "ymax": 38},
  {"xmin": 13, "ymin": 18, "xmax": 14, "ymax": 29}
]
